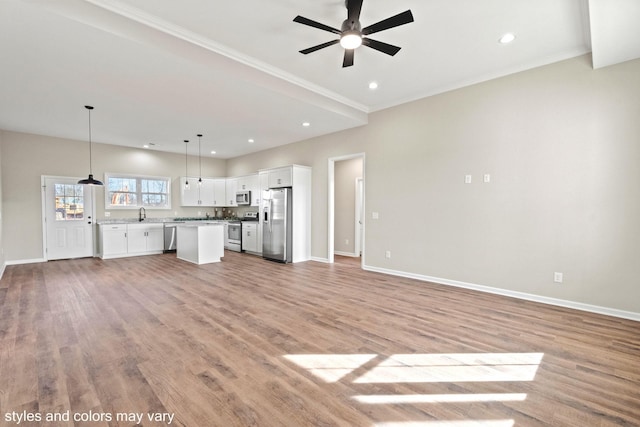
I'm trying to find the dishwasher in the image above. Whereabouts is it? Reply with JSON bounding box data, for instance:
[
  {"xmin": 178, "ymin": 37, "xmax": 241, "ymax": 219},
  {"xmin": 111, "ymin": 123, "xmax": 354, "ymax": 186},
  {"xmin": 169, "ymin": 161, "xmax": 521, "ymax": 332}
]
[{"xmin": 163, "ymin": 222, "xmax": 184, "ymax": 252}]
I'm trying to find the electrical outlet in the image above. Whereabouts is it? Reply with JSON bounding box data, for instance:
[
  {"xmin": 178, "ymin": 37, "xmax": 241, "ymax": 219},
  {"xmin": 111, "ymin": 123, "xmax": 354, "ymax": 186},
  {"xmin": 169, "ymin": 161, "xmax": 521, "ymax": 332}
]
[
  {"xmin": 385, "ymin": 250, "xmax": 391, "ymax": 259},
  {"xmin": 465, "ymin": 175, "xmax": 472, "ymax": 184},
  {"xmin": 372, "ymin": 212, "xmax": 379, "ymax": 219},
  {"xmin": 554, "ymin": 272, "xmax": 563, "ymax": 283},
  {"xmin": 104, "ymin": 212, "xmax": 110, "ymax": 217},
  {"xmin": 484, "ymin": 174, "xmax": 491, "ymax": 183},
  {"xmin": 345, "ymin": 239, "xmax": 349, "ymax": 245}
]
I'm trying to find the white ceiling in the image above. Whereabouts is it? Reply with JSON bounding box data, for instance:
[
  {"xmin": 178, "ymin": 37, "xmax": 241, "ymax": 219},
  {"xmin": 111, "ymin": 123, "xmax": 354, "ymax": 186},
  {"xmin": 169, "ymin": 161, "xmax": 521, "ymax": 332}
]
[{"xmin": 0, "ymin": 0, "xmax": 637, "ymax": 159}]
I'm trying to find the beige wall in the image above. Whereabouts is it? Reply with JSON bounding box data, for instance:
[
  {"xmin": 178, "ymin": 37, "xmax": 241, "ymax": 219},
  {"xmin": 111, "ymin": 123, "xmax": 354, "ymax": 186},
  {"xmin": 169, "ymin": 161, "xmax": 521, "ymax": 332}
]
[
  {"xmin": 1, "ymin": 54, "xmax": 639, "ymax": 315},
  {"xmin": 227, "ymin": 55, "xmax": 640, "ymax": 314},
  {"xmin": 0, "ymin": 131, "xmax": 226, "ymax": 261}
]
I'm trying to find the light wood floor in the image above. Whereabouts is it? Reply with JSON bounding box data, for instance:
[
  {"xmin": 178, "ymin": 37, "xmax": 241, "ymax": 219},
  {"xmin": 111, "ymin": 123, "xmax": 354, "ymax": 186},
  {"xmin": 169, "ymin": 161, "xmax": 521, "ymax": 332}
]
[{"xmin": 1, "ymin": 252, "xmax": 639, "ymax": 426}]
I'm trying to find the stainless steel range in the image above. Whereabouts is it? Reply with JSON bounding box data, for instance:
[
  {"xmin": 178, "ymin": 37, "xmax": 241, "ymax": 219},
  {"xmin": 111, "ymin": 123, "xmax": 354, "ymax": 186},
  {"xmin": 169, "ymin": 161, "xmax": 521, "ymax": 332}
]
[
  {"xmin": 227, "ymin": 212, "xmax": 259, "ymax": 253},
  {"xmin": 226, "ymin": 221, "xmax": 242, "ymax": 252}
]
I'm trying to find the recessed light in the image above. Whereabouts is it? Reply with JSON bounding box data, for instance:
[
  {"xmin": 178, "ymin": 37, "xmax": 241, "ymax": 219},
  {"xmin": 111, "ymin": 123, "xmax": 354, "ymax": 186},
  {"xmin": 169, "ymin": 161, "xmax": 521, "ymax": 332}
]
[
  {"xmin": 210, "ymin": 150, "xmax": 216, "ymax": 155},
  {"xmin": 248, "ymin": 138, "xmax": 255, "ymax": 143},
  {"xmin": 499, "ymin": 33, "xmax": 516, "ymax": 44},
  {"xmin": 143, "ymin": 144, "xmax": 149, "ymax": 149},
  {"xmin": 302, "ymin": 122, "xmax": 310, "ymax": 127},
  {"xmin": 369, "ymin": 81, "xmax": 378, "ymax": 90}
]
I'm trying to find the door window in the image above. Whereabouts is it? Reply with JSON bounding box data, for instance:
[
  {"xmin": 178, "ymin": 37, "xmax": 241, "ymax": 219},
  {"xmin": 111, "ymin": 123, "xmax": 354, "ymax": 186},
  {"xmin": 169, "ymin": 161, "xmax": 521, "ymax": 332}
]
[{"xmin": 54, "ymin": 184, "xmax": 85, "ymax": 221}]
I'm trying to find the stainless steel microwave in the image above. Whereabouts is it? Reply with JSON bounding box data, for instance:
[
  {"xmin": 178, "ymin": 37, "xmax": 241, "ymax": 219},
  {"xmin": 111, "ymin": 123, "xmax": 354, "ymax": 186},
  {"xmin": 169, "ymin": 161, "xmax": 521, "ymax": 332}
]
[{"xmin": 236, "ymin": 191, "xmax": 251, "ymax": 205}]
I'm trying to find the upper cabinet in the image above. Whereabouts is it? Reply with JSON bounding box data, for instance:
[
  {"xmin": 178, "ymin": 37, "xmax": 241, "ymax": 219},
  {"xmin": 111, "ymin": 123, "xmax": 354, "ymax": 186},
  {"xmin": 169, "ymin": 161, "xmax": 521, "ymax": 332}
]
[
  {"xmin": 212, "ymin": 179, "xmax": 226, "ymax": 206},
  {"xmin": 180, "ymin": 177, "xmax": 201, "ymax": 206},
  {"xmin": 180, "ymin": 167, "xmax": 308, "ymax": 208},
  {"xmin": 225, "ymin": 177, "xmax": 237, "ymax": 207},
  {"xmin": 180, "ymin": 177, "xmax": 226, "ymax": 207},
  {"xmin": 236, "ymin": 173, "xmax": 259, "ymax": 206},
  {"xmin": 267, "ymin": 167, "xmax": 292, "ymax": 188}
]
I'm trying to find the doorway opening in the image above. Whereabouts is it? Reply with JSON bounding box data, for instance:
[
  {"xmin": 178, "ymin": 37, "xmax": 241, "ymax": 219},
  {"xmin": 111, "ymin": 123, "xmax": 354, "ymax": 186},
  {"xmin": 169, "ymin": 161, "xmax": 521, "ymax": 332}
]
[{"xmin": 328, "ymin": 153, "xmax": 365, "ymax": 266}]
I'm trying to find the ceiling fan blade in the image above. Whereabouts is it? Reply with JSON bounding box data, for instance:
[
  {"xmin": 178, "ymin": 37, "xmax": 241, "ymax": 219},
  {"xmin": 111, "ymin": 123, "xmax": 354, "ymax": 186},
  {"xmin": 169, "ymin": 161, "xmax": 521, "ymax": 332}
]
[
  {"xmin": 342, "ymin": 49, "xmax": 355, "ymax": 67},
  {"xmin": 346, "ymin": 0, "xmax": 364, "ymax": 22},
  {"xmin": 362, "ymin": 38, "xmax": 402, "ymax": 56},
  {"xmin": 300, "ymin": 39, "xmax": 340, "ymax": 55},
  {"xmin": 362, "ymin": 10, "xmax": 414, "ymax": 36},
  {"xmin": 293, "ymin": 15, "xmax": 341, "ymax": 35}
]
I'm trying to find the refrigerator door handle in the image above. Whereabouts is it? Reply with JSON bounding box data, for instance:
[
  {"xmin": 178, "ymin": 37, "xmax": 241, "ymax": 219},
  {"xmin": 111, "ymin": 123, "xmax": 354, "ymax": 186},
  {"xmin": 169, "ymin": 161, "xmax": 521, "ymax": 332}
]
[{"xmin": 268, "ymin": 198, "xmax": 273, "ymax": 233}]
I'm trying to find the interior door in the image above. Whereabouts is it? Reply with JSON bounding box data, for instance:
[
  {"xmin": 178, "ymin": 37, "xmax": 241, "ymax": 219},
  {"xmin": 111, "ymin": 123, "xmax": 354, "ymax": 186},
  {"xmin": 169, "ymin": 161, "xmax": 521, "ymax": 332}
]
[{"xmin": 43, "ymin": 176, "xmax": 94, "ymax": 260}]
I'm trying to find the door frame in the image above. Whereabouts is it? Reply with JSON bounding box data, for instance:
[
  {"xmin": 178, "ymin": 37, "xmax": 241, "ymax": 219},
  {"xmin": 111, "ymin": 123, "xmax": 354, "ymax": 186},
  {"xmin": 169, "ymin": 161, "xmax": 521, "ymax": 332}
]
[
  {"xmin": 41, "ymin": 175, "xmax": 98, "ymax": 261},
  {"xmin": 354, "ymin": 177, "xmax": 364, "ymax": 257},
  {"xmin": 327, "ymin": 153, "xmax": 365, "ymax": 265}
]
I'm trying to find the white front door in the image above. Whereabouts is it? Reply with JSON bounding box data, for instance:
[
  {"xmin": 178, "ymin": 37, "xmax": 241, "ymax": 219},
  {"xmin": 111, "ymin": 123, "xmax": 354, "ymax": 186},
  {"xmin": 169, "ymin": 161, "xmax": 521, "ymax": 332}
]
[{"xmin": 43, "ymin": 176, "xmax": 95, "ymax": 260}]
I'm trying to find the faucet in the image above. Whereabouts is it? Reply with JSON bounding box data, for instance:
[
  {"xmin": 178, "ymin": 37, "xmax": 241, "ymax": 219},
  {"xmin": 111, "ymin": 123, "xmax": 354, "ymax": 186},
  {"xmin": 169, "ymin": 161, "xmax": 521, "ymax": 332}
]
[{"xmin": 139, "ymin": 207, "xmax": 146, "ymax": 222}]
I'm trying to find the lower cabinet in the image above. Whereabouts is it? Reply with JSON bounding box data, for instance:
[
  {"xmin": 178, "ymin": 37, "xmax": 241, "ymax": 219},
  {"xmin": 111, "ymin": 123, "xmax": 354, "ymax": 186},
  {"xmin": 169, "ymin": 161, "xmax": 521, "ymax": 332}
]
[
  {"xmin": 127, "ymin": 224, "xmax": 164, "ymax": 255},
  {"xmin": 99, "ymin": 223, "xmax": 164, "ymax": 259},
  {"xmin": 242, "ymin": 222, "xmax": 259, "ymax": 253},
  {"xmin": 100, "ymin": 224, "xmax": 128, "ymax": 258}
]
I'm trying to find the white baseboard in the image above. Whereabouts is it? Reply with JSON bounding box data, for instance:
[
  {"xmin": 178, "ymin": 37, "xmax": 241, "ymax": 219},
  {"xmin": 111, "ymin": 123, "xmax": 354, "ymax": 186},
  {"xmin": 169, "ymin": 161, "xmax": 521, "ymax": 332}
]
[
  {"xmin": 0, "ymin": 262, "xmax": 5, "ymax": 280},
  {"xmin": 311, "ymin": 256, "xmax": 330, "ymax": 263},
  {"xmin": 5, "ymin": 258, "xmax": 46, "ymax": 266},
  {"xmin": 334, "ymin": 251, "xmax": 359, "ymax": 257},
  {"xmin": 363, "ymin": 264, "xmax": 640, "ymax": 323}
]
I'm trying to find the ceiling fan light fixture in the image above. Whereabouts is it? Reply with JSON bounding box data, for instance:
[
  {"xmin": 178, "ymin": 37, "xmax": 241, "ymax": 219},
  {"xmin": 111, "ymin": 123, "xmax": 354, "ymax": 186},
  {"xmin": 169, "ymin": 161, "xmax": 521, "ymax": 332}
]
[{"xmin": 340, "ymin": 31, "xmax": 362, "ymax": 49}]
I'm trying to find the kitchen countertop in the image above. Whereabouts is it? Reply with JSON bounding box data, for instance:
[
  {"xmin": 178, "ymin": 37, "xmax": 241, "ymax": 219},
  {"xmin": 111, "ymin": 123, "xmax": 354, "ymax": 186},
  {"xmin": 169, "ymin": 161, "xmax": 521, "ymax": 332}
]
[{"xmin": 97, "ymin": 217, "xmax": 239, "ymax": 225}]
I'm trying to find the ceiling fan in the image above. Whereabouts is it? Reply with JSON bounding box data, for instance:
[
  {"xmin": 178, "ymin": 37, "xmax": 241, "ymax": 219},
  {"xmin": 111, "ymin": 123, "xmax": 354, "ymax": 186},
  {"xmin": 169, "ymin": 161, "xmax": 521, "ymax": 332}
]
[{"xmin": 293, "ymin": 0, "xmax": 414, "ymax": 68}]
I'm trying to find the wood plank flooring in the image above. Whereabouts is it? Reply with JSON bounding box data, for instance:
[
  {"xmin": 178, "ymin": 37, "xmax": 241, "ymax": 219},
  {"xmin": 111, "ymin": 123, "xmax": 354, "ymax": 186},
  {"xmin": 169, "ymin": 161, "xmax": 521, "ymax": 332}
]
[{"xmin": 1, "ymin": 252, "xmax": 639, "ymax": 426}]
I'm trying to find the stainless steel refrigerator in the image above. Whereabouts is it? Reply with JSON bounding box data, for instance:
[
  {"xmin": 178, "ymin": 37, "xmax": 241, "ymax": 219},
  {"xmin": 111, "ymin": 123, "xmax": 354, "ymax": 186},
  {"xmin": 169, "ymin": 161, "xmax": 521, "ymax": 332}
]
[{"xmin": 262, "ymin": 187, "xmax": 292, "ymax": 263}]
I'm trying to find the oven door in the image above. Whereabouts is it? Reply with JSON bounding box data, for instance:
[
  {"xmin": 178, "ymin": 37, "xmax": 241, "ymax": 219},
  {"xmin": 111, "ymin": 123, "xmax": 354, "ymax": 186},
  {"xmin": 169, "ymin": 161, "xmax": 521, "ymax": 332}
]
[{"xmin": 227, "ymin": 222, "xmax": 242, "ymax": 252}]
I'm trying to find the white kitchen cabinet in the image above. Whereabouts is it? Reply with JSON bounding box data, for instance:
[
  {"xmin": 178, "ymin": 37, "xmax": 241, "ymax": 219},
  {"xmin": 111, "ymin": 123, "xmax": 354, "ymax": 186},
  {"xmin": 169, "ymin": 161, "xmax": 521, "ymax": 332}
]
[
  {"xmin": 225, "ymin": 178, "xmax": 238, "ymax": 207},
  {"xmin": 177, "ymin": 224, "xmax": 224, "ymax": 265},
  {"xmin": 267, "ymin": 167, "xmax": 292, "ymax": 188},
  {"xmin": 236, "ymin": 174, "xmax": 260, "ymax": 206},
  {"xmin": 212, "ymin": 178, "xmax": 226, "ymax": 206},
  {"xmin": 259, "ymin": 170, "xmax": 269, "ymax": 207},
  {"xmin": 180, "ymin": 177, "xmax": 224, "ymax": 207},
  {"xmin": 180, "ymin": 177, "xmax": 200, "ymax": 206},
  {"xmin": 99, "ymin": 224, "xmax": 128, "ymax": 258},
  {"xmin": 198, "ymin": 178, "xmax": 216, "ymax": 206},
  {"xmin": 99, "ymin": 223, "xmax": 163, "ymax": 259},
  {"xmin": 242, "ymin": 222, "xmax": 258, "ymax": 253},
  {"xmin": 127, "ymin": 223, "xmax": 164, "ymax": 255}
]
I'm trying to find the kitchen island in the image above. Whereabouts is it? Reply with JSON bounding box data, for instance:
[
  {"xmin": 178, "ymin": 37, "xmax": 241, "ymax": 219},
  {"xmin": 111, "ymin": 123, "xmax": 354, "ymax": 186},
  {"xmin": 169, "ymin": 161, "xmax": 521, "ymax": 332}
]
[{"xmin": 177, "ymin": 223, "xmax": 224, "ymax": 265}]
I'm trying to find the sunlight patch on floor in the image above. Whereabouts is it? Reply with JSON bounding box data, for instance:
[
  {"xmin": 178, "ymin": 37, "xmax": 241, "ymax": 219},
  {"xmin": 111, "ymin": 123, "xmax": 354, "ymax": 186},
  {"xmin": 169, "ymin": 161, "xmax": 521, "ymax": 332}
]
[
  {"xmin": 353, "ymin": 393, "xmax": 527, "ymax": 404},
  {"xmin": 354, "ymin": 353, "xmax": 543, "ymax": 384},
  {"xmin": 283, "ymin": 352, "xmax": 541, "ymax": 426},
  {"xmin": 374, "ymin": 420, "xmax": 514, "ymax": 427},
  {"xmin": 283, "ymin": 353, "xmax": 377, "ymax": 382}
]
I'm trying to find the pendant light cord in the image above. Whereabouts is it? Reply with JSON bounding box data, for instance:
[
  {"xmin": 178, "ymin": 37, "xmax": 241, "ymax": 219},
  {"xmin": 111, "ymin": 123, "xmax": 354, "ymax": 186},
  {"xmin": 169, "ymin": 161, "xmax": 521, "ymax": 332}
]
[
  {"xmin": 184, "ymin": 140, "xmax": 189, "ymax": 188},
  {"xmin": 88, "ymin": 108, "xmax": 93, "ymax": 174},
  {"xmin": 197, "ymin": 134, "xmax": 203, "ymax": 184}
]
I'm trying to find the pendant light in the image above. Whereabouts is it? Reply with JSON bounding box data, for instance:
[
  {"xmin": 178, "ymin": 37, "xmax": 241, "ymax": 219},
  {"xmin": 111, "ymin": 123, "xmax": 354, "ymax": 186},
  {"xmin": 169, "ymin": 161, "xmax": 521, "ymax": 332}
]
[
  {"xmin": 184, "ymin": 140, "xmax": 190, "ymax": 189},
  {"xmin": 78, "ymin": 105, "xmax": 103, "ymax": 186},
  {"xmin": 197, "ymin": 133, "xmax": 203, "ymax": 186}
]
